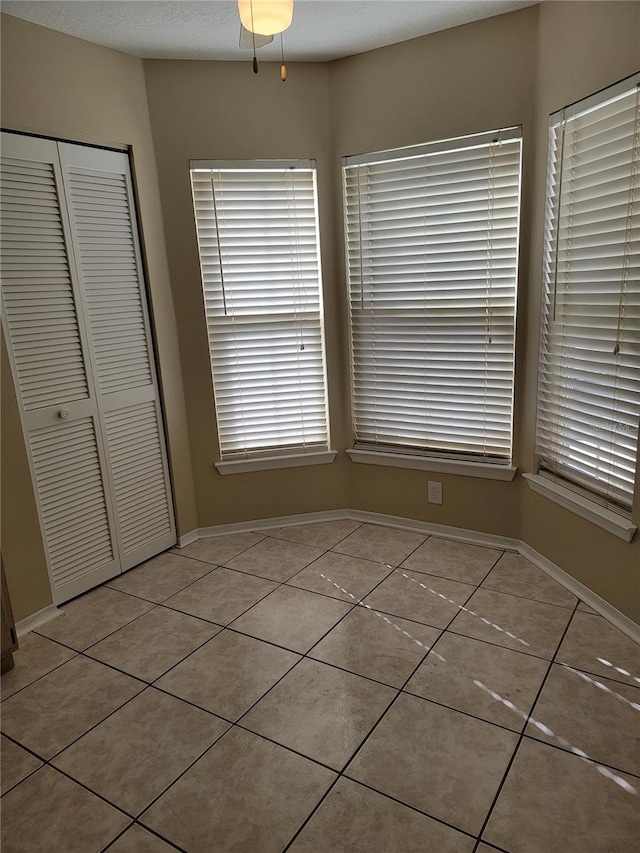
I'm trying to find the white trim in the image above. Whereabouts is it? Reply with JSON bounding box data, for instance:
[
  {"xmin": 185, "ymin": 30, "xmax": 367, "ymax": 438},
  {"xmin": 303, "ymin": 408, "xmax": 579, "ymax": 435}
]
[
  {"xmin": 550, "ymin": 72, "xmax": 640, "ymax": 124},
  {"xmin": 190, "ymin": 159, "xmax": 315, "ymax": 171},
  {"xmin": 178, "ymin": 530, "xmax": 199, "ymax": 548},
  {"xmin": 518, "ymin": 543, "xmax": 640, "ymax": 645},
  {"xmin": 343, "ymin": 126, "xmax": 522, "ymax": 167},
  {"xmin": 215, "ymin": 450, "xmax": 337, "ymax": 475},
  {"xmin": 344, "ymin": 509, "xmax": 522, "ymax": 551},
  {"xmin": 523, "ymin": 473, "xmax": 637, "ymax": 543},
  {"xmin": 191, "ymin": 509, "xmax": 347, "ymax": 540},
  {"xmin": 16, "ymin": 604, "xmax": 62, "ymax": 638},
  {"xmin": 347, "ymin": 449, "xmax": 517, "ymax": 481},
  {"xmin": 177, "ymin": 508, "xmax": 638, "ymax": 642}
]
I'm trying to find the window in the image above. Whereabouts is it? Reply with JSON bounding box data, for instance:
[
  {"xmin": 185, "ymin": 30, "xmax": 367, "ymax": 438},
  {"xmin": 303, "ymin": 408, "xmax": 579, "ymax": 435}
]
[
  {"xmin": 190, "ymin": 161, "xmax": 331, "ymax": 466},
  {"xmin": 343, "ymin": 129, "xmax": 522, "ymax": 464},
  {"xmin": 535, "ymin": 75, "xmax": 640, "ymax": 512}
]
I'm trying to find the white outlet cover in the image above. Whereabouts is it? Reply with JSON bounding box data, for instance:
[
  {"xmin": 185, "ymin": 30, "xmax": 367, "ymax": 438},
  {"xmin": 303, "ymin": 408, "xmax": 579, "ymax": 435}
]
[{"xmin": 428, "ymin": 481, "xmax": 443, "ymax": 504}]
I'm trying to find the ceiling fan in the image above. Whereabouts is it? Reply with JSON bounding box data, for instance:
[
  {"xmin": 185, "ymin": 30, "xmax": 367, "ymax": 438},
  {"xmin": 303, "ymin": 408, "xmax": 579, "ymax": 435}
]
[{"xmin": 237, "ymin": 0, "xmax": 293, "ymax": 80}]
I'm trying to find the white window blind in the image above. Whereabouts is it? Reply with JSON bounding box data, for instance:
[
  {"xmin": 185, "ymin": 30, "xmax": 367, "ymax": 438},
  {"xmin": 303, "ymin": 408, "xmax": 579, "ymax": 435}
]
[
  {"xmin": 536, "ymin": 75, "xmax": 640, "ymax": 511},
  {"xmin": 190, "ymin": 161, "xmax": 329, "ymax": 459},
  {"xmin": 343, "ymin": 128, "xmax": 522, "ymax": 461}
]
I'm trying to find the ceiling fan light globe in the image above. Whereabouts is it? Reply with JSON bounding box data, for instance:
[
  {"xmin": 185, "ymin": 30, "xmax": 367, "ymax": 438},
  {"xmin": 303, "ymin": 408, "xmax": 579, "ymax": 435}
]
[{"xmin": 238, "ymin": 0, "xmax": 293, "ymax": 36}]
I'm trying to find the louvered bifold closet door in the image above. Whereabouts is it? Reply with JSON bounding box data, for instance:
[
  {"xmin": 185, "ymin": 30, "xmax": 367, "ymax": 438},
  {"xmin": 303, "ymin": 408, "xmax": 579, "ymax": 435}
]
[
  {"xmin": 536, "ymin": 77, "xmax": 640, "ymax": 509},
  {"xmin": 0, "ymin": 132, "xmax": 119, "ymax": 601},
  {"xmin": 344, "ymin": 129, "xmax": 522, "ymax": 461},
  {"xmin": 58, "ymin": 143, "xmax": 176, "ymax": 570}
]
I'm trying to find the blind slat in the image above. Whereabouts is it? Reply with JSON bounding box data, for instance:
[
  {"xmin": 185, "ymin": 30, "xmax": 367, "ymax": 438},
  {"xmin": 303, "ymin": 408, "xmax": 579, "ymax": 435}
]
[
  {"xmin": 344, "ymin": 131, "xmax": 522, "ymax": 460},
  {"xmin": 190, "ymin": 165, "xmax": 329, "ymax": 458},
  {"xmin": 536, "ymin": 77, "xmax": 640, "ymax": 510}
]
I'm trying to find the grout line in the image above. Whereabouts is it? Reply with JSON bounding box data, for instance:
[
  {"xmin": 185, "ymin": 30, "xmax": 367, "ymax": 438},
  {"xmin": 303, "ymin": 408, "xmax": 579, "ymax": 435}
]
[
  {"xmin": 133, "ymin": 524, "xmax": 375, "ymax": 838},
  {"xmin": 99, "ymin": 822, "xmax": 135, "ymax": 853},
  {"xmin": 280, "ymin": 535, "xmax": 471, "ymax": 852},
  {"xmin": 397, "ymin": 569, "xmax": 531, "ymax": 648},
  {"xmin": 473, "ymin": 583, "xmax": 577, "ymax": 611},
  {"xmin": 0, "ymin": 651, "xmax": 81, "ymax": 705},
  {"xmin": 470, "ymin": 600, "xmax": 581, "ymax": 852},
  {"xmin": 339, "ymin": 774, "xmax": 480, "ymax": 843},
  {"xmin": 5, "ymin": 524, "xmax": 635, "ymax": 852}
]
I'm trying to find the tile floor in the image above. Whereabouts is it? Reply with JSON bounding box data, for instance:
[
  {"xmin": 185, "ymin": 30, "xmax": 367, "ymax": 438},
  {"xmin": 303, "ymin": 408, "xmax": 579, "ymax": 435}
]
[{"xmin": 1, "ymin": 519, "xmax": 639, "ymax": 852}]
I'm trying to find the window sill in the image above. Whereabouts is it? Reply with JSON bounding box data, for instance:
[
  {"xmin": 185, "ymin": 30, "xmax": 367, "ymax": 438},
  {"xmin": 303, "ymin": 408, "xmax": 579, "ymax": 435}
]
[
  {"xmin": 215, "ymin": 450, "xmax": 337, "ymax": 475},
  {"xmin": 522, "ymin": 473, "xmax": 637, "ymax": 543},
  {"xmin": 346, "ymin": 448, "xmax": 517, "ymax": 481}
]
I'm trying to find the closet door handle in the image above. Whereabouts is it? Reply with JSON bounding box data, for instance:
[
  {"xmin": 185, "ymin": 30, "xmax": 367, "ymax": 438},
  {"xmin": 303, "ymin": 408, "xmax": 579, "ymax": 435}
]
[{"xmin": 58, "ymin": 409, "xmax": 70, "ymax": 420}]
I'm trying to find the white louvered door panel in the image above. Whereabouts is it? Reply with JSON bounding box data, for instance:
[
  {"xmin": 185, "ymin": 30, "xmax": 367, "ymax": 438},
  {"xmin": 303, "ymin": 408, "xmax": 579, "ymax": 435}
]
[
  {"xmin": 59, "ymin": 143, "xmax": 176, "ymax": 570},
  {"xmin": 1, "ymin": 132, "xmax": 120, "ymax": 601},
  {"xmin": 29, "ymin": 419, "xmax": 115, "ymax": 590}
]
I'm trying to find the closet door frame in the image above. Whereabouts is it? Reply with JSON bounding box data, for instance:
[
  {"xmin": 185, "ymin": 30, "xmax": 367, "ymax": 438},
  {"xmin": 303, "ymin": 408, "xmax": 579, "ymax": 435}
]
[{"xmin": 1, "ymin": 129, "xmax": 177, "ymax": 602}]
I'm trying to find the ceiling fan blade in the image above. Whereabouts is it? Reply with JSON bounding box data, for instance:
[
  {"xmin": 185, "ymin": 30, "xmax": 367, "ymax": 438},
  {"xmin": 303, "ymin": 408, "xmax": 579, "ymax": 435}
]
[{"xmin": 239, "ymin": 24, "xmax": 273, "ymax": 49}]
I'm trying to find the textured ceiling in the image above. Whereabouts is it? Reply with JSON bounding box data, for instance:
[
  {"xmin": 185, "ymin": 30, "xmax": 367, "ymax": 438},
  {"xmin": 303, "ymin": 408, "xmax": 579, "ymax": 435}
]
[{"xmin": 2, "ymin": 0, "xmax": 538, "ymax": 62}]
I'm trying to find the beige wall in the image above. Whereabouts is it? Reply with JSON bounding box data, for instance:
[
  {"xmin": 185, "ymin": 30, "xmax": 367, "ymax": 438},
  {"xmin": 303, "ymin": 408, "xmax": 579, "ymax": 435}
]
[
  {"xmin": 144, "ymin": 59, "xmax": 350, "ymax": 525},
  {"xmin": 0, "ymin": 15, "xmax": 198, "ymax": 620},
  {"xmin": 519, "ymin": 0, "xmax": 640, "ymax": 621},
  {"xmin": 330, "ymin": 7, "xmax": 538, "ymax": 538},
  {"xmin": 145, "ymin": 8, "xmax": 538, "ymax": 539},
  {"xmin": 2, "ymin": 4, "xmax": 639, "ymax": 624}
]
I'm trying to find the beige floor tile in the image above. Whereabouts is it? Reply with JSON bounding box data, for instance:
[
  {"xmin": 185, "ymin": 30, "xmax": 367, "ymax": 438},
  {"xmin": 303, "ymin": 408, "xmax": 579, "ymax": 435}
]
[
  {"xmin": 333, "ymin": 523, "xmax": 426, "ymax": 566},
  {"xmin": 578, "ymin": 600, "xmax": 599, "ymax": 614},
  {"xmin": 288, "ymin": 550, "xmax": 390, "ymax": 603},
  {"xmin": 242, "ymin": 658, "xmax": 395, "ymax": 769},
  {"xmin": 1, "ymin": 736, "xmax": 42, "ymax": 795},
  {"xmin": 347, "ymin": 693, "xmax": 518, "ymax": 835},
  {"xmin": 86, "ymin": 607, "xmax": 220, "ymax": 682},
  {"xmin": 107, "ymin": 825, "xmax": 176, "ymax": 852},
  {"xmin": 1, "ymin": 766, "xmax": 129, "ymax": 853},
  {"xmin": 174, "ymin": 532, "xmax": 265, "ymax": 565},
  {"xmin": 450, "ymin": 588, "xmax": 572, "ymax": 659},
  {"xmin": 272, "ymin": 518, "xmax": 362, "ymax": 549},
  {"xmin": 556, "ymin": 611, "xmax": 640, "ymax": 688},
  {"xmin": 1, "ymin": 656, "xmax": 143, "ymax": 759},
  {"xmin": 156, "ymin": 630, "xmax": 299, "ymax": 720},
  {"xmin": 289, "ymin": 777, "xmax": 475, "ymax": 853},
  {"xmin": 525, "ymin": 663, "xmax": 640, "ymax": 775},
  {"xmin": 0, "ymin": 632, "xmax": 76, "ymax": 700},
  {"xmin": 141, "ymin": 727, "xmax": 335, "ymax": 853},
  {"xmin": 225, "ymin": 535, "xmax": 324, "ymax": 581},
  {"xmin": 484, "ymin": 738, "xmax": 640, "ymax": 853},
  {"xmin": 164, "ymin": 567, "xmax": 276, "ymax": 624},
  {"xmin": 405, "ymin": 632, "xmax": 548, "ymax": 731},
  {"xmin": 481, "ymin": 552, "xmax": 577, "ymax": 609},
  {"xmin": 53, "ymin": 688, "xmax": 227, "ymax": 816},
  {"xmin": 232, "ymin": 585, "xmax": 351, "ymax": 653},
  {"xmin": 36, "ymin": 587, "xmax": 153, "ymax": 651},
  {"xmin": 362, "ymin": 571, "xmax": 475, "ymax": 628},
  {"xmin": 402, "ymin": 537, "xmax": 502, "ymax": 585},
  {"xmin": 107, "ymin": 552, "xmax": 213, "ymax": 603},
  {"xmin": 476, "ymin": 846, "xmax": 504, "ymax": 853},
  {"xmin": 310, "ymin": 605, "xmax": 439, "ymax": 687}
]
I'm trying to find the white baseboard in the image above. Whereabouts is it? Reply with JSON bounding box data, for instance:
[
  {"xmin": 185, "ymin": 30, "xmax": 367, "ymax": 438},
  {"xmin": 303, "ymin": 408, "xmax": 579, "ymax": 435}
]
[
  {"xmin": 344, "ymin": 509, "xmax": 523, "ymax": 552},
  {"xmin": 518, "ymin": 543, "xmax": 640, "ymax": 645},
  {"xmin": 183, "ymin": 507, "xmax": 639, "ymax": 644},
  {"xmin": 16, "ymin": 604, "xmax": 61, "ymax": 638},
  {"xmin": 177, "ymin": 529, "xmax": 199, "ymax": 548},
  {"xmin": 179, "ymin": 509, "xmax": 347, "ymax": 544}
]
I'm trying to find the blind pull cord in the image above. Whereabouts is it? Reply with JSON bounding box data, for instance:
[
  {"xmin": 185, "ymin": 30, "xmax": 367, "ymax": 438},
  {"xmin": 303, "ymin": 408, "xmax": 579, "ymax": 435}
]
[
  {"xmin": 210, "ymin": 176, "xmax": 228, "ymax": 317},
  {"xmin": 551, "ymin": 112, "xmax": 567, "ymax": 323},
  {"xmin": 614, "ymin": 83, "xmax": 640, "ymax": 356}
]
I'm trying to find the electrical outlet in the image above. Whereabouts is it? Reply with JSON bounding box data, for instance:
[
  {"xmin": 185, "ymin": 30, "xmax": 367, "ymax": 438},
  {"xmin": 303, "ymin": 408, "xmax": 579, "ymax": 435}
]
[{"xmin": 428, "ymin": 481, "xmax": 442, "ymax": 504}]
